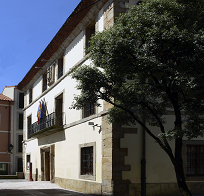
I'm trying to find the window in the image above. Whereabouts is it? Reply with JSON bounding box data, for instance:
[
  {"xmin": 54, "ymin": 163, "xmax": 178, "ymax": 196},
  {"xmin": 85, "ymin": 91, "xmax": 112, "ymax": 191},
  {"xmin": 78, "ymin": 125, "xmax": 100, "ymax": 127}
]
[
  {"xmin": 85, "ymin": 20, "xmax": 95, "ymax": 52},
  {"xmin": 27, "ymin": 116, "xmax": 31, "ymax": 139},
  {"xmin": 42, "ymin": 73, "xmax": 47, "ymax": 92},
  {"xmin": 27, "ymin": 154, "xmax": 30, "ymax": 170},
  {"xmin": 19, "ymin": 93, "xmax": 24, "ymax": 108},
  {"xmin": 83, "ymin": 103, "xmax": 95, "ymax": 118},
  {"xmin": 17, "ymin": 158, "xmax": 23, "ymax": 172},
  {"xmin": 29, "ymin": 88, "xmax": 32, "ymax": 104},
  {"xmin": 47, "ymin": 62, "xmax": 55, "ymax": 86},
  {"xmin": 18, "ymin": 135, "xmax": 23, "ymax": 152},
  {"xmin": 81, "ymin": 146, "xmax": 93, "ymax": 175},
  {"xmin": 79, "ymin": 142, "xmax": 96, "ymax": 180},
  {"xmin": 55, "ymin": 94, "xmax": 63, "ymax": 126},
  {"xmin": 19, "ymin": 113, "xmax": 23, "ymax": 129},
  {"xmin": 186, "ymin": 145, "xmax": 204, "ymax": 175},
  {"xmin": 0, "ymin": 163, "xmax": 8, "ymax": 175},
  {"xmin": 58, "ymin": 58, "xmax": 63, "ymax": 79}
]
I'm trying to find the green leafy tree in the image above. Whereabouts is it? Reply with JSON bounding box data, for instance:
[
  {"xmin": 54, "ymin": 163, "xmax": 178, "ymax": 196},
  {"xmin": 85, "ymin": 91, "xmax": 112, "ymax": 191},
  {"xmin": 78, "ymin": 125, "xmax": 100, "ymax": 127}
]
[{"xmin": 71, "ymin": 0, "xmax": 204, "ymax": 195}]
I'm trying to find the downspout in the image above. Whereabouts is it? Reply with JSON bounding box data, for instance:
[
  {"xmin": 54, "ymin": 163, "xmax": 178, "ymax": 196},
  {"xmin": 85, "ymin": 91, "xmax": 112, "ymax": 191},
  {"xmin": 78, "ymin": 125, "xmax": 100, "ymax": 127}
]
[
  {"xmin": 8, "ymin": 101, "xmax": 11, "ymax": 152},
  {"xmin": 141, "ymin": 102, "xmax": 146, "ymax": 196}
]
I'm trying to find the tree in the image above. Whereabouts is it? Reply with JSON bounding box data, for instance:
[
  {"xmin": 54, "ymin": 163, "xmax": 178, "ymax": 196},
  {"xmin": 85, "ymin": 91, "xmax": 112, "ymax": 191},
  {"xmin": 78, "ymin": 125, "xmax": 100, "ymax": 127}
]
[{"xmin": 71, "ymin": 0, "xmax": 204, "ymax": 195}]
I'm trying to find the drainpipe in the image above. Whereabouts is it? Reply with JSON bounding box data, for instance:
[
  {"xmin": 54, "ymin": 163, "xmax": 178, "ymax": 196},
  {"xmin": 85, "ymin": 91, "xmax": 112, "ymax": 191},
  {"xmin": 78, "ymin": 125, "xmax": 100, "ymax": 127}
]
[
  {"xmin": 141, "ymin": 102, "xmax": 146, "ymax": 196},
  {"xmin": 7, "ymin": 100, "xmax": 11, "ymax": 174},
  {"xmin": 7, "ymin": 101, "xmax": 11, "ymax": 152}
]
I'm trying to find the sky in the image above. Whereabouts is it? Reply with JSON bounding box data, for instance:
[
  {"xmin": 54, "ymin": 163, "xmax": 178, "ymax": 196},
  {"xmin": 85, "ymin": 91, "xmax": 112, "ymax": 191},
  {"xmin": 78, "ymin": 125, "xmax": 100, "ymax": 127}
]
[{"xmin": 0, "ymin": 0, "xmax": 81, "ymax": 92}]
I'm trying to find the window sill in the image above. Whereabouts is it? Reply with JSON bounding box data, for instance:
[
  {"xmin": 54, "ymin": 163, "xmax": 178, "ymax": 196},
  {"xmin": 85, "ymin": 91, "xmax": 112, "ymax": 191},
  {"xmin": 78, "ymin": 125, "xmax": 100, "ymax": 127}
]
[
  {"xmin": 79, "ymin": 174, "xmax": 95, "ymax": 181},
  {"xmin": 186, "ymin": 175, "xmax": 204, "ymax": 181}
]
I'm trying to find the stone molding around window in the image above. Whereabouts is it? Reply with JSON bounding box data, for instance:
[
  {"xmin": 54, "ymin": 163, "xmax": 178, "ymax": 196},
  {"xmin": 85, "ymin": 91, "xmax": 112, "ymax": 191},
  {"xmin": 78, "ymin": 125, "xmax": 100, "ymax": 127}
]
[{"xmin": 79, "ymin": 142, "xmax": 96, "ymax": 181}]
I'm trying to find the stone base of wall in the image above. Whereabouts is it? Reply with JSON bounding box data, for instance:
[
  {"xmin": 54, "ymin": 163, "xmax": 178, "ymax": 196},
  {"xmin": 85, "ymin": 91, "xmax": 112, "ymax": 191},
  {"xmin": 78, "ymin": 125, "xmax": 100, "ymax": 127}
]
[
  {"xmin": 24, "ymin": 172, "xmax": 40, "ymax": 181},
  {"xmin": 55, "ymin": 177, "xmax": 102, "ymax": 195},
  {"xmin": 24, "ymin": 172, "xmax": 29, "ymax": 181},
  {"xmin": 16, "ymin": 172, "xmax": 24, "ymax": 179},
  {"xmin": 129, "ymin": 182, "xmax": 204, "ymax": 196}
]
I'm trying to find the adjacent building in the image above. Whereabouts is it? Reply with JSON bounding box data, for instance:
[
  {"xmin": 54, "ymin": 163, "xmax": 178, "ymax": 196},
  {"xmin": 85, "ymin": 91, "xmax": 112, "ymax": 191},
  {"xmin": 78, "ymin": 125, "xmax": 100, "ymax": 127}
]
[
  {"xmin": 16, "ymin": 0, "xmax": 204, "ymax": 195},
  {"xmin": 0, "ymin": 86, "xmax": 24, "ymax": 175}
]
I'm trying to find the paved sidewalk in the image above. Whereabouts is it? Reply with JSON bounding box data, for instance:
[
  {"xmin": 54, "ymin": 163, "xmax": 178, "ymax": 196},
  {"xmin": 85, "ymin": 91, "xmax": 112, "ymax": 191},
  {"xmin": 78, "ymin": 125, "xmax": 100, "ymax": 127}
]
[{"xmin": 0, "ymin": 179, "xmax": 94, "ymax": 196}]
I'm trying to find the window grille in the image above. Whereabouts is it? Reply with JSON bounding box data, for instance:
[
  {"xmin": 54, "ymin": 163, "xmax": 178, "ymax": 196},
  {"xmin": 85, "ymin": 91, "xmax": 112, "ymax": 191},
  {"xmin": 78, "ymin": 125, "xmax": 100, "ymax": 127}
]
[
  {"xmin": 186, "ymin": 145, "xmax": 204, "ymax": 175},
  {"xmin": 81, "ymin": 146, "xmax": 93, "ymax": 175},
  {"xmin": 83, "ymin": 103, "xmax": 95, "ymax": 118},
  {"xmin": 47, "ymin": 62, "xmax": 55, "ymax": 85}
]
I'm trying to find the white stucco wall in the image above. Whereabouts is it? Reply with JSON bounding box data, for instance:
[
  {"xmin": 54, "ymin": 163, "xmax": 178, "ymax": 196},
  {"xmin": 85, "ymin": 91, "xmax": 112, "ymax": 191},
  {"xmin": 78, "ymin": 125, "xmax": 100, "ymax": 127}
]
[
  {"xmin": 23, "ymin": 2, "xmax": 107, "ymax": 183},
  {"xmin": 54, "ymin": 117, "xmax": 102, "ymax": 181},
  {"xmin": 2, "ymin": 86, "xmax": 15, "ymax": 100},
  {"xmin": 64, "ymin": 32, "xmax": 84, "ymax": 72}
]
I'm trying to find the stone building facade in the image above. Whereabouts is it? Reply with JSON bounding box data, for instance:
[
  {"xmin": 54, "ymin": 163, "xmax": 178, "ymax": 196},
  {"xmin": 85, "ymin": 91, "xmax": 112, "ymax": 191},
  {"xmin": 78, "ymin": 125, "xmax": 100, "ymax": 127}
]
[{"xmin": 17, "ymin": 0, "xmax": 204, "ymax": 195}]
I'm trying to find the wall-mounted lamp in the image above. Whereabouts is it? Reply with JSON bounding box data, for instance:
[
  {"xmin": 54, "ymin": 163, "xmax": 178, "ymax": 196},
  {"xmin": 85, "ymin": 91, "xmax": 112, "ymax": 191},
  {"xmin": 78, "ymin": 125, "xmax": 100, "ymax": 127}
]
[
  {"xmin": 8, "ymin": 144, "xmax": 14, "ymax": 154},
  {"xmin": 22, "ymin": 141, "xmax": 27, "ymax": 149},
  {"xmin": 35, "ymin": 67, "xmax": 42, "ymax": 69},
  {"xmin": 88, "ymin": 122, "xmax": 101, "ymax": 133}
]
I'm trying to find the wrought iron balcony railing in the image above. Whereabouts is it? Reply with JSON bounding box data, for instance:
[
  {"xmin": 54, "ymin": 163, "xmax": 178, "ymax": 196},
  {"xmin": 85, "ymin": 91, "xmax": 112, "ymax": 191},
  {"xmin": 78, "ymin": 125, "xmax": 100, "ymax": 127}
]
[{"xmin": 29, "ymin": 112, "xmax": 66, "ymax": 138}]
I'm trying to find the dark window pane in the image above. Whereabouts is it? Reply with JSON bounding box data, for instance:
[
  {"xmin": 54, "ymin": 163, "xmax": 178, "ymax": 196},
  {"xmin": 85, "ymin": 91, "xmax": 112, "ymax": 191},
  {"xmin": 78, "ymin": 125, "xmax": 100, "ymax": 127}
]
[
  {"xmin": 17, "ymin": 158, "xmax": 23, "ymax": 172},
  {"xmin": 58, "ymin": 58, "xmax": 63, "ymax": 79},
  {"xmin": 83, "ymin": 104, "xmax": 95, "ymax": 118},
  {"xmin": 18, "ymin": 135, "xmax": 23, "ymax": 152},
  {"xmin": 81, "ymin": 146, "xmax": 93, "ymax": 175},
  {"xmin": 19, "ymin": 93, "xmax": 24, "ymax": 108},
  {"xmin": 85, "ymin": 22, "xmax": 95, "ymax": 51},
  {"xmin": 43, "ymin": 74, "xmax": 47, "ymax": 92},
  {"xmin": 0, "ymin": 164, "xmax": 8, "ymax": 175},
  {"xmin": 19, "ymin": 113, "xmax": 23, "ymax": 129},
  {"xmin": 186, "ymin": 145, "xmax": 204, "ymax": 176},
  {"xmin": 27, "ymin": 116, "xmax": 31, "ymax": 139},
  {"xmin": 29, "ymin": 89, "xmax": 32, "ymax": 104}
]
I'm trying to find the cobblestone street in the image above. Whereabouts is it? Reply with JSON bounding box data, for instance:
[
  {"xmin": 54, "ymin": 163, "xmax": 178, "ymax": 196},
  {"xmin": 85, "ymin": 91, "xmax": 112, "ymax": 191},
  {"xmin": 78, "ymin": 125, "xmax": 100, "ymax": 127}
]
[{"xmin": 0, "ymin": 179, "xmax": 94, "ymax": 196}]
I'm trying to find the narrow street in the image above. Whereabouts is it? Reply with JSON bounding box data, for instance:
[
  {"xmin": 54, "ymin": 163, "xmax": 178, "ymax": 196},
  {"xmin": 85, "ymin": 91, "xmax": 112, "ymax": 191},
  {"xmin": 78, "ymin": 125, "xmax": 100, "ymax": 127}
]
[{"xmin": 0, "ymin": 179, "xmax": 94, "ymax": 196}]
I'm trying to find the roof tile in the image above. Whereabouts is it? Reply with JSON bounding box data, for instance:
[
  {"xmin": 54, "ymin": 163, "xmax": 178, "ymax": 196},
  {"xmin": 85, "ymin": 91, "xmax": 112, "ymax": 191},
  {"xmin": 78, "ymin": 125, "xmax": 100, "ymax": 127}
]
[{"xmin": 0, "ymin": 94, "xmax": 14, "ymax": 101}]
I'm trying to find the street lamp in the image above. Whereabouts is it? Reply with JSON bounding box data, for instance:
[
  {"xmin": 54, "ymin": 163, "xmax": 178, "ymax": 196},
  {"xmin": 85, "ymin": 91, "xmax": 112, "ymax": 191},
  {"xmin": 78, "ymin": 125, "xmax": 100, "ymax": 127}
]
[{"xmin": 8, "ymin": 144, "xmax": 14, "ymax": 154}]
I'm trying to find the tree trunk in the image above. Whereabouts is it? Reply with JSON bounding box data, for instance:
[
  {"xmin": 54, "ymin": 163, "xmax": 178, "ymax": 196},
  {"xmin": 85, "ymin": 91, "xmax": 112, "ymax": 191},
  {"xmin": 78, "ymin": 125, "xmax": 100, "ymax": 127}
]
[
  {"xmin": 173, "ymin": 138, "xmax": 192, "ymax": 196},
  {"xmin": 174, "ymin": 163, "xmax": 192, "ymax": 196}
]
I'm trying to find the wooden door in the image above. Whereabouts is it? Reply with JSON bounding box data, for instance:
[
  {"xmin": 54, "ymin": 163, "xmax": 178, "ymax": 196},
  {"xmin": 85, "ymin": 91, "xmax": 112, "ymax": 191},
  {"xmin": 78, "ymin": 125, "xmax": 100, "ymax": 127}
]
[{"xmin": 45, "ymin": 152, "xmax": 50, "ymax": 181}]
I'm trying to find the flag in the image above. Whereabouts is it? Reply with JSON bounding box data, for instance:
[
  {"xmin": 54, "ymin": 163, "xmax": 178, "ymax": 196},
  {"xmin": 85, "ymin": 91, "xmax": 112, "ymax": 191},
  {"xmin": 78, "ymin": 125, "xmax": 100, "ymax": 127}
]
[
  {"xmin": 37, "ymin": 102, "xmax": 42, "ymax": 123},
  {"xmin": 40, "ymin": 101, "xmax": 46, "ymax": 119}
]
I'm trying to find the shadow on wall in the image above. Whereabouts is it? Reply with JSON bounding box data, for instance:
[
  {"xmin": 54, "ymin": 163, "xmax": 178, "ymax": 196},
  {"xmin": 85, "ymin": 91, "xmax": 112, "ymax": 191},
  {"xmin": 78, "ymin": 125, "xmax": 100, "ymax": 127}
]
[{"xmin": 38, "ymin": 131, "xmax": 66, "ymax": 146}]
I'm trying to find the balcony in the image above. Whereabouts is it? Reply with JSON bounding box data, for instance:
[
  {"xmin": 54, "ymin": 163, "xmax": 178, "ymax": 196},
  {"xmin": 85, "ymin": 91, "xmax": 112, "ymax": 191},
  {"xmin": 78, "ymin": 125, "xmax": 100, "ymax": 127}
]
[{"xmin": 29, "ymin": 112, "xmax": 66, "ymax": 138}]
